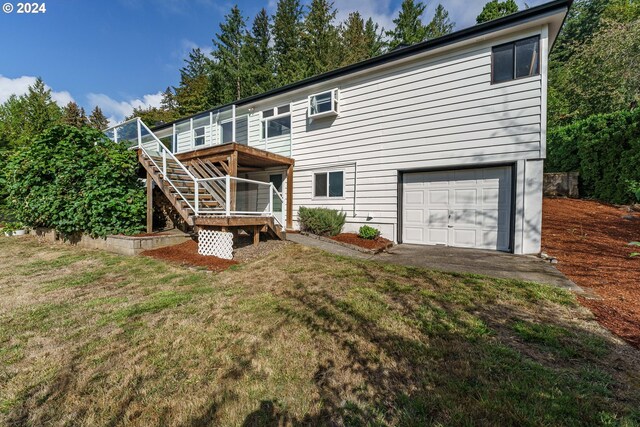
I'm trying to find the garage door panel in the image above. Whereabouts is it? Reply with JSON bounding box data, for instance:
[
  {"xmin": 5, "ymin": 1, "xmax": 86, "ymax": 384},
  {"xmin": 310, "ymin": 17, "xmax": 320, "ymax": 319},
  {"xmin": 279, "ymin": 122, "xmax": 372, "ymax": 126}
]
[
  {"xmin": 454, "ymin": 188, "xmax": 478, "ymax": 205},
  {"xmin": 428, "ymin": 228, "xmax": 448, "ymax": 245},
  {"xmin": 403, "ymin": 166, "xmax": 512, "ymax": 251},
  {"xmin": 428, "ymin": 209, "xmax": 448, "ymax": 226},
  {"xmin": 428, "ymin": 189, "xmax": 449, "ymax": 204}
]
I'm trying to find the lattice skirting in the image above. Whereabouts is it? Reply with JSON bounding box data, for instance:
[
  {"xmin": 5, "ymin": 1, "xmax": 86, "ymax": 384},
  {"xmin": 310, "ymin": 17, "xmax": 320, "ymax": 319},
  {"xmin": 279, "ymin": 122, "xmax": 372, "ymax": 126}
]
[{"xmin": 198, "ymin": 230, "xmax": 234, "ymax": 259}]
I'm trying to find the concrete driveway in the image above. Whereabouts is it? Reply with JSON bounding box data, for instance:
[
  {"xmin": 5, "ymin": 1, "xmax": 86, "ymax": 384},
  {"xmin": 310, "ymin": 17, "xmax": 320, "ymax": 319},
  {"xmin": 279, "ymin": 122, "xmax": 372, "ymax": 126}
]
[
  {"xmin": 376, "ymin": 244, "xmax": 579, "ymax": 291},
  {"xmin": 287, "ymin": 234, "xmax": 580, "ymax": 292}
]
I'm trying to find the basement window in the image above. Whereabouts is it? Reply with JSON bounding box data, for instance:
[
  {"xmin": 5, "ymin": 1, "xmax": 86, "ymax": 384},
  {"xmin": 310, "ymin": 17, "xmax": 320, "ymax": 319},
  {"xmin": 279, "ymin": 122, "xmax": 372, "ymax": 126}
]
[
  {"xmin": 308, "ymin": 89, "xmax": 339, "ymax": 119},
  {"xmin": 314, "ymin": 171, "xmax": 344, "ymax": 198},
  {"xmin": 492, "ymin": 36, "xmax": 540, "ymax": 84}
]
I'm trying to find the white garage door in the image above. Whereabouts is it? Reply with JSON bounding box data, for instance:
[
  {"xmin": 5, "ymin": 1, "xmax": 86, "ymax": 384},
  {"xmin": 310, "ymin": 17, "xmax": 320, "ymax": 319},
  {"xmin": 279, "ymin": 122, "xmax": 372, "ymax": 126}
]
[{"xmin": 402, "ymin": 167, "xmax": 512, "ymax": 251}]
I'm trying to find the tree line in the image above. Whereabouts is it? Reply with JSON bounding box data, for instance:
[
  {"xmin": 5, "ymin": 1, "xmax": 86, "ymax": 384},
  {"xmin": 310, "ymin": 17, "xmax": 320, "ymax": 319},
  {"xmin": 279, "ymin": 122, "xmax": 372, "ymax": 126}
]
[{"xmin": 131, "ymin": 0, "xmax": 520, "ymax": 124}]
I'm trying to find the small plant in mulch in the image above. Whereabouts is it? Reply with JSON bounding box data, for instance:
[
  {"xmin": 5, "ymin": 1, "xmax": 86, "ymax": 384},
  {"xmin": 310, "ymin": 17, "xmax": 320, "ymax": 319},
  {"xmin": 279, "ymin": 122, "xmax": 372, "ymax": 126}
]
[
  {"xmin": 357, "ymin": 225, "xmax": 381, "ymax": 240},
  {"xmin": 629, "ymin": 241, "xmax": 640, "ymax": 258}
]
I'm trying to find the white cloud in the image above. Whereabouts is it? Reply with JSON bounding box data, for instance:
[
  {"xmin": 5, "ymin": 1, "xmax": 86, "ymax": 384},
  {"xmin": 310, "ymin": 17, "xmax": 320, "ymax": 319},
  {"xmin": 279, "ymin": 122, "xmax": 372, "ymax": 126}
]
[
  {"xmin": 0, "ymin": 74, "xmax": 74, "ymax": 107},
  {"xmin": 334, "ymin": 0, "xmax": 397, "ymax": 32},
  {"xmin": 87, "ymin": 92, "xmax": 164, "ymax": 125}
]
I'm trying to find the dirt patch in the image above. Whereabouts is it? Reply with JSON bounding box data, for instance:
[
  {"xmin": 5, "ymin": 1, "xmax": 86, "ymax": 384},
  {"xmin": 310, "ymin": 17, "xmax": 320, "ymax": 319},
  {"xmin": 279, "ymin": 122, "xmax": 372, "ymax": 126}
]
[
  {"xmin": 331, "ymin": 233, "xmax": 392, "ymax": 251},
  {"xmin": 542, "ymin": 198, "xmax": 640, "ymax": 348},
  {"xmin": 233, "ymin": 235, "xmax": 291, "ymax": 263},
  {"xmin": 142, "ymin": 240, "xmax": 237, "ymax": 272}
]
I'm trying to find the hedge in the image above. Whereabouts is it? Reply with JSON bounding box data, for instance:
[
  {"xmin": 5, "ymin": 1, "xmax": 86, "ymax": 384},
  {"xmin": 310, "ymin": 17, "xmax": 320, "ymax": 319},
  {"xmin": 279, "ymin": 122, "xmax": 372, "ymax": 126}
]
[
  {"xmin": 298, "ymin": 207, "xmax": 346, "ymax": 236},
  {"xmin": 5, "ymin": 125, "xmax": 146, "ymax": 237},
  {"xmin": 546, "ymin": 108, "xmax": 640, "ymax": 204}
]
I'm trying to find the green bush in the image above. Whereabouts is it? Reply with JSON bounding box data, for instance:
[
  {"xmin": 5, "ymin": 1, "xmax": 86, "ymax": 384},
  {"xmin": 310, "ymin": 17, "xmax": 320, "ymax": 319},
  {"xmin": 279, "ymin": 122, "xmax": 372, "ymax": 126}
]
[
  {"xmin": 298, "ymin": 207, "xmax": 346, "ymax": 237},
  {"xmin": 6, "ymin": 125, "xmax": 146, "ymax": 237},
  {"xmin": 358, "ymin": 225, "xmax": 380, "ymax": 240},
  {"xmin": 546, "ymin": 108, "xmax": 640, "ymax": 204}
]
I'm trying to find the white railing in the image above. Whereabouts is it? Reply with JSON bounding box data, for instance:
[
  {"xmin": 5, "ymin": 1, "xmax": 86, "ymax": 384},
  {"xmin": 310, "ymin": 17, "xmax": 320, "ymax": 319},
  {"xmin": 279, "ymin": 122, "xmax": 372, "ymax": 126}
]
[{"xmin": 104, "ymin": 118, "xmax": 285, "ymax": 226}]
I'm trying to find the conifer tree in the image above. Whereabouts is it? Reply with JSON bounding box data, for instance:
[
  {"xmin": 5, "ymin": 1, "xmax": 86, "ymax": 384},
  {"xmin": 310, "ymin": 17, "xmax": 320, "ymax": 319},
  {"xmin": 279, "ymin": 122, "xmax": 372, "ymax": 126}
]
[
  {"xmin": 174, "ymin": 48, "xmax": 213, "ymax": 116},
  {"xmin": 88, "ymin": 106, "xmax": 109, "ymax": 130},
  {"xmin": 302, "ymin": 0, "xmax": 340, "ymax": 77},
  {"xmin": 23, "ymin": 78, "xmax": 62, "ymax": 137},
  {"xmin": 272, "ymin": 0, "xmax": 305, "ymax": 85},
  {"xmin": 425, "ymin": 4, "xmax": 454, "ymax": 39},
  {"xmin": 364, "ymin": 17, "xmax": 385, "ymax": 57},
  {"xmin": 213, "ymin": 5, "xmax": 248, "ymax": 102},
  {"xmin": 340, "ymin": 12, "xmax": 369, "ymax": 66},
  {"xmin": 62, "ymin": 102, "xmax": 88, "ymax": 128},
  {"xmin": 476, "ymin": 0, "xmax": 518, "ymax": 24},
  {"xmin": 160, "ymin": 87, "xmax": 178, "ymax": 112},
  {"xmin": 386, "ymin": 0, "xmax": 428, "ymax": 50},
  {"xmin": 244, "ymin": 9, "xmax": 275, "ymax": 95}
]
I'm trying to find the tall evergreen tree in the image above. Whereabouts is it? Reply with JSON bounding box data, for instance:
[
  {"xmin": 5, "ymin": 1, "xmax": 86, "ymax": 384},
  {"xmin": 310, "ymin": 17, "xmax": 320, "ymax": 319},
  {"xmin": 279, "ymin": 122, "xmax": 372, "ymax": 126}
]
[
  {"xmin": 340, "ymin": 12, "xmax": 369, "ymax": 66},
  {"xmin": 272, "ymin": 0, "xmax": 306, "ymax": 85},
  {"xmin": 88, "ymin": 106, "xmax": 109, "ymax": 130},
  {"xmin": 386, "ymin": 0, "xmax": 428, "ymax": 50},
  {"xmin": 425, "ymin": 4, "xmax": 454, "ymax": 39},
  {"xmin": 364, "ymin": 18, "xmax": 385, "ymax": 57},
  {"xmin": 160, "ymin": 86, "xmax": 178, "ymax": 112},
  {"xmin": 22, "ymin": 78, "xmax": 62, "ymax": 138},
  {"xmin": 213, "ymin": 5, "xmax": 248, "ymax": 102},
  {"xmin": 174, "ymin": 48, "xmax": 213, "ymax": 116},
  {"xmin": 62, "ymin": 102, "xmax": 87, "ymax": 128},
  {"xmin": 476, "ymin": 0, "xmax": 519, "ymax": 24},
  {"xmin": 244, "ymin": 9, "xmax": 274, "ymax": 95},
  {"xmin": 302, "ymin": 0, "xmax": 340, "ymax": 77},
  {"xmin": 0, "ymin": 95, "xmax": 27, "ymax": 150}
]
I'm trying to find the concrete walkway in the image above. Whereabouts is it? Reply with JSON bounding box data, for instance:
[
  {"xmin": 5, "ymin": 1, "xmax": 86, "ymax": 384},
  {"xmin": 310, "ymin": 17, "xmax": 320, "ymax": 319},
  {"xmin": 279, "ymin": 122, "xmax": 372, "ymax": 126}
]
[{"xmin": 286, "ymin": 233, "xmax": 580, "ymax": 292}]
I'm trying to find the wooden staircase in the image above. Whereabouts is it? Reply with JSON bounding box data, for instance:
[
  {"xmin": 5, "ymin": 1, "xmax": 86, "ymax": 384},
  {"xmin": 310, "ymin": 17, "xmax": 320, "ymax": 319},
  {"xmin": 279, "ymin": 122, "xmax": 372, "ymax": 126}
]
[{"xmin": 138, "ymin": 150, "xmax": 285, "ymax": 241}]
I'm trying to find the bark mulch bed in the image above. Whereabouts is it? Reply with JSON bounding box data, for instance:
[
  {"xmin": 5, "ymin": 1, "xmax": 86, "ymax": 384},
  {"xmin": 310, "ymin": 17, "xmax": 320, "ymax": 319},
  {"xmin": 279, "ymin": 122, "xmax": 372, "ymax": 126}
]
[
  {"xmin": 541, "ymin": 198, "xmax": 640, "ymax": 348},
  {"xmin": 142, "ymin": 240, "xmax": 238, "ymax": 272},
  {"xmin": 331, "ymin": 233, "xmax": 393, "ymax": 251}
]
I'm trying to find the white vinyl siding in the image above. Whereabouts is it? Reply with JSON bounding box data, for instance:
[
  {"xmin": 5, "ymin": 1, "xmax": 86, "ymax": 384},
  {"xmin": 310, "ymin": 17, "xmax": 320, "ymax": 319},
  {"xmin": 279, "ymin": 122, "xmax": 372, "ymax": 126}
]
[{"xmin": 280, "ymin": 27, "xmax": 547, "ymax": 253}]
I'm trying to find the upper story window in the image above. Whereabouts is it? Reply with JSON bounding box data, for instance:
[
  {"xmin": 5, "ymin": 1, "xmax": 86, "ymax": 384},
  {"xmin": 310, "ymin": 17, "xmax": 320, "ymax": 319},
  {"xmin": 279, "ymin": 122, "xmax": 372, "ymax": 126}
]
[
  {"xmin": 492, "ymin": 36, "xmax": 540, "ymax": 84},
  {"xmin": 261, "ymin": 104, "xmax": 291, "ymax": 139},
  {"xmin": 308, "ymin": 89, "xmax": 339, "ymax": 118},
  {"xmin": 194, "ymin": 126, "xmax": 205, "ymax": 146}
]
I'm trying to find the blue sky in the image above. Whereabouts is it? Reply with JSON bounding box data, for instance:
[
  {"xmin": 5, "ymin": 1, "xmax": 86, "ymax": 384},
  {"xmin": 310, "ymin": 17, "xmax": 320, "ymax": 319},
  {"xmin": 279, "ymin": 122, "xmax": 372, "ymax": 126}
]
[{"xmin": 0, "ymin": 0, "xmax": 545, "ymax": 123}]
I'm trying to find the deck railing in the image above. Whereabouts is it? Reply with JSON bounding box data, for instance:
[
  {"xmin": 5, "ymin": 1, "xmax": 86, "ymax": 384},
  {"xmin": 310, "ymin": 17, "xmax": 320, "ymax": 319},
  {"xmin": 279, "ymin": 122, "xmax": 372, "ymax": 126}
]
[{"xmin": 104, "ymin": 118, "xmax": 284, "ymax": 224}]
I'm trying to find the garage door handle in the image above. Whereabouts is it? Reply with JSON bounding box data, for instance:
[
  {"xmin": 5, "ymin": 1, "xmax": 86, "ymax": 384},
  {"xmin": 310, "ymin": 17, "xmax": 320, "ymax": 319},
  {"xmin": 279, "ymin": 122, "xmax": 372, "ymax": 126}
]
[{"xmin": 447, "ymin": 225, "xmax": 453, "ymax": 228}]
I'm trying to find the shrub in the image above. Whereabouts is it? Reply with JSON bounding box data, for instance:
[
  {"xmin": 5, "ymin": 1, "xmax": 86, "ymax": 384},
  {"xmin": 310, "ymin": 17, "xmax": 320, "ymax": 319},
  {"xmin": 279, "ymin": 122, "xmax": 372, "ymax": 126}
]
[
  {"xmin": 546, "ymin": 108, "xmax": 640, "ymax": 204},
  {"xmin": 358, "ymin": 225, "xmax": 380, "ymax": 240},
  {"xmin": 6, "ymin": 125, "xmax": 145, "ymax": 237},
  {"xmin": 298, "ymin": 207, "xmax": 346, "ymax": 236}
]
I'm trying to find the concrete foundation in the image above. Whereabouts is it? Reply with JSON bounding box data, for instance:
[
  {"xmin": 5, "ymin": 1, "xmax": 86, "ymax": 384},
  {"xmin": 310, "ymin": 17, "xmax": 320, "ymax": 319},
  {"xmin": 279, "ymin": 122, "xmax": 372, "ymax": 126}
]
[{"xmin": 29, "ymin": 228, "xmax": 191, "ymax": 256}]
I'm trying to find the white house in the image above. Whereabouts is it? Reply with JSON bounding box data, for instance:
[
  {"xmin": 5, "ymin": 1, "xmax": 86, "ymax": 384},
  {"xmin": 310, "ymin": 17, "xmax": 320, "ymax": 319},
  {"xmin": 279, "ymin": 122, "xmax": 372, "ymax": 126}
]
[{"xmin": 110, "ymin": 0, "xmax": 571, "ymax": 254}]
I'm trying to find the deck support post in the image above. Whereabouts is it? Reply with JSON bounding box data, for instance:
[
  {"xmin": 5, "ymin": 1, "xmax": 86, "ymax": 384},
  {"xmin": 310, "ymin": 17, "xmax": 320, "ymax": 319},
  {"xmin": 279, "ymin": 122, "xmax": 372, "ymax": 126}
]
[
  {"xmin": 146, "ymin": 172, "xmax": 153, "ymax": 233},
  {"xmin": 286, "ymin": 164, "xmax": 293, "ymax": 230},
  {"xmin": 253, "ymin": 225, "xmax": 260, "ymax": 246},
  {"xmin": 229, "ymin": 151, "xmax": 238, "ymax": 212}
]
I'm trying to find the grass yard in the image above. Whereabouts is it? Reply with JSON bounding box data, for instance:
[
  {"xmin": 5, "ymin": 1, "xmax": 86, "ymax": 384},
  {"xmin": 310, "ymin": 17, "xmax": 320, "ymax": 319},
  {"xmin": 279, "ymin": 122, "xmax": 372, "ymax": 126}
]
[{"xmin": 1, "ymin": 236, "xmax": 640, "ymax": 426}]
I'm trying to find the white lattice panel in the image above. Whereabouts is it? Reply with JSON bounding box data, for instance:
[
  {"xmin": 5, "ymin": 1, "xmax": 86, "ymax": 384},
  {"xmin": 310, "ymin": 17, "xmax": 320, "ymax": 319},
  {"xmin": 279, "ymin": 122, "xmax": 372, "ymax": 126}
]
[{"xmin": 198, "ymin": 230, "xmax": 234, "ymax": 259}]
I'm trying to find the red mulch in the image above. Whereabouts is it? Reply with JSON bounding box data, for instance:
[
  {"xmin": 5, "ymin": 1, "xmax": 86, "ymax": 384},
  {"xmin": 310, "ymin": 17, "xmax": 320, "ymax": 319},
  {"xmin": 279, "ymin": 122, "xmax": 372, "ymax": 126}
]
[
  {"xmin": 541, "ymin": 198, "xmax": 640, "ymax": 348},
  {"xmin": 331, "ymin": 233, "xmax": 392, "ymax": 251},
  {"xmin": 141, "ymin": 240, "xmax": 238, "ymax": 272}
]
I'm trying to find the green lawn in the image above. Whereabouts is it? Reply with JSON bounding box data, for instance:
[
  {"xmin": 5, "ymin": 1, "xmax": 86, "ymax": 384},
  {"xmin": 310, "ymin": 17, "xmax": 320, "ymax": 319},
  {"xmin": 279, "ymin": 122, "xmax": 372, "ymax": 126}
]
[{"xmin": 1, "ymin": 236, "xmax": 639, "ymax": 426}]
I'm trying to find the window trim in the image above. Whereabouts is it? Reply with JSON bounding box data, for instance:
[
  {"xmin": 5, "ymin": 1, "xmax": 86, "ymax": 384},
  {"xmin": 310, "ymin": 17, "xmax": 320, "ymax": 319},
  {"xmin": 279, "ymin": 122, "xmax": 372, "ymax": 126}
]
[
  {"xmin": 308, "ymin": 89, "xmax": 339, "ymax": 119},
  {"xmin": 261, "ymin": 104, "xmax": 292, "ymax": 141},
  {"xmin": 193, "ymin": 125, "xmax": 206, "ymax": 146},
  {"xmin": 491, "ymin": 35, "xmax": 540, "ymax": 85},
  {"xmin": 312, "ymin": 170, "xmax": 345, "ymax": 199}
]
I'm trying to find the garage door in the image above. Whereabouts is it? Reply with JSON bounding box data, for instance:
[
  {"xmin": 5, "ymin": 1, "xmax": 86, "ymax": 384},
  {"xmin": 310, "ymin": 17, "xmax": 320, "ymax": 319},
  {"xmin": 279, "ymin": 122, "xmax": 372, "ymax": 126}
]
[{"xmin": 402, "ymin": 167, "xmax": 512, "ymax": 251}]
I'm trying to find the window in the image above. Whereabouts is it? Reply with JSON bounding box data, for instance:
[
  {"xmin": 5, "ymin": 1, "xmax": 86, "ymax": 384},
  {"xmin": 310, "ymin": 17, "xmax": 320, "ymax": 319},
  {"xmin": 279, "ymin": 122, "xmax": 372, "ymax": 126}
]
[
  {"xmin": 492, "ymin": 36, "xmax": 540, "ymax": 84},
  {"xmin": 308, "ymin": 89, "xmax": 339, "ymax": 118},
  {"xmin": 261, "ymin": 105, "xmax": 291, "ymax": 139},
  {"xmin": 221, "ymin": 121, "xmax": 233, "ymax": 143},
  {"xmin": 194, "ymin": 126, "xmax": 205, "ymax": 146},
  {"xmin": 314, "ymin": 171, "xmax": 344, "ymax": 198}
]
